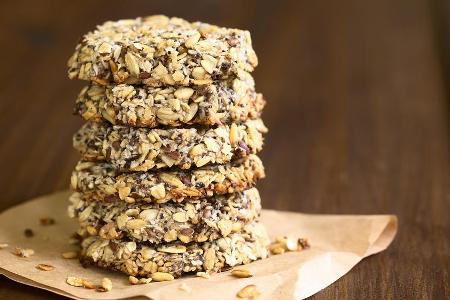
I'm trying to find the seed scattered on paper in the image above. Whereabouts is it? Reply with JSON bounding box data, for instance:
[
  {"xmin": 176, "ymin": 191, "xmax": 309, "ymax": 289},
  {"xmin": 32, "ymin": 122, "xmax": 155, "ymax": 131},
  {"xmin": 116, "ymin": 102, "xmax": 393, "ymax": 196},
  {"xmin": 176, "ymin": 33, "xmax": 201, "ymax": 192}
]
[
  {"xmin": 231, "ymin": 268, "xmax": 253, "ymax": 278},
  {"xmin": 237, "ymin": 284, "xmax": 260, "ymax": 299},
  {"xmin": 36, "ymin": 264, "xmax": 55, "ymax": 271}
]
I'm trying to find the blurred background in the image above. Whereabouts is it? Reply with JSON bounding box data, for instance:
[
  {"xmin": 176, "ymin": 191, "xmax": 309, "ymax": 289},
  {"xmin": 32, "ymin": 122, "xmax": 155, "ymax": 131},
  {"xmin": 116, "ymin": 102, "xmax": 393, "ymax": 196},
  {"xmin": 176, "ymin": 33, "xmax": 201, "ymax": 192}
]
[{"xmin": 0, "ymin": 0, "xmax": 448, "ymax": 299}]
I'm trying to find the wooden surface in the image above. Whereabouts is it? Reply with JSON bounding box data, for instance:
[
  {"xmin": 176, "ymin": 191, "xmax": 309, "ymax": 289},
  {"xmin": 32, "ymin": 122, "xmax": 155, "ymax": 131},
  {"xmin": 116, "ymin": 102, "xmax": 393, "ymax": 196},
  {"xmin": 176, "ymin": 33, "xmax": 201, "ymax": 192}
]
[{"xmin": 0, "ymin": 0, "xmax": 449, "ymax": 299}]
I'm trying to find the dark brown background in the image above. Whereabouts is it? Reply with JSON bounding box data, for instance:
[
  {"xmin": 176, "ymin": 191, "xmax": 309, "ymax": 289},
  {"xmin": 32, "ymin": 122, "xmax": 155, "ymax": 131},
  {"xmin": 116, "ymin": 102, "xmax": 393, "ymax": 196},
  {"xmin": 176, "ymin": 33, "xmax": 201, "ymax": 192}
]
[{"xmin": 0, "ymin": 0, "xmax": 449, "ymax": 299}]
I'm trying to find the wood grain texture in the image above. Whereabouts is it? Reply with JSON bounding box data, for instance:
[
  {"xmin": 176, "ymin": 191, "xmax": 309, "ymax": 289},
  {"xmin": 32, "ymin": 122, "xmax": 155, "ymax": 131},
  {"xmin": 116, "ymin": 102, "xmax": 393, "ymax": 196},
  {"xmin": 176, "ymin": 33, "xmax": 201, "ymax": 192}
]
[{"xmin": 0, "ymin": 0, "xmax": 448, "ymax": 299}]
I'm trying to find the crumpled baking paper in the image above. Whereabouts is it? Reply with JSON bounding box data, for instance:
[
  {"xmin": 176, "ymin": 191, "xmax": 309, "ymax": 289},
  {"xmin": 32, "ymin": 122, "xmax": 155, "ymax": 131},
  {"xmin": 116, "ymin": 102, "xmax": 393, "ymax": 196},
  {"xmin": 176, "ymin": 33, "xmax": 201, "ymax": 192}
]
[{"xmin": 0, "ymin": 191, "xmax": 397, "ymax": 299}]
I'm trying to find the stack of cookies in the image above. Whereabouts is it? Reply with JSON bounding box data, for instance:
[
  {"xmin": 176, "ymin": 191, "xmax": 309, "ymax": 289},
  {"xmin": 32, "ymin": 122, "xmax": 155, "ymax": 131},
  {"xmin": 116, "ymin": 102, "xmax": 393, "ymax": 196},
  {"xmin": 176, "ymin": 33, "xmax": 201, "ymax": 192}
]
[{"xmin": 67, "ymin": 15, "xmax": 269, "ymax": 280}]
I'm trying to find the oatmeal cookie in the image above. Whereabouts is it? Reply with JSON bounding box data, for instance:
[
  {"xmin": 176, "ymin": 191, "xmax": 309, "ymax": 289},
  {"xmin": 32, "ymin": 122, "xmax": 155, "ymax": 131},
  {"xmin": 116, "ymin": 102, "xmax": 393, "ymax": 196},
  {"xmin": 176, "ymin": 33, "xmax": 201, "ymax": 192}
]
[
  {"xmin": 79, "ymin": 222, "xmax": 269, "ymax": 278},
  {"xmin": 75, "ymin": 77, "xmax": 265, "ymax": 128},
  {"xmin": 67, "ymin": 15, "xmax": 258, "ymax": 86},
  {"xmin": 71, "ymin": 155, "xmax": 264, "ymax": 203},
  {"xmin": 69, "ymin": 188, "xmax": 261, "ymax": 244},
  {"xmin": 73, "ymin": 119, "xmax": 267, "ymax": 171}
]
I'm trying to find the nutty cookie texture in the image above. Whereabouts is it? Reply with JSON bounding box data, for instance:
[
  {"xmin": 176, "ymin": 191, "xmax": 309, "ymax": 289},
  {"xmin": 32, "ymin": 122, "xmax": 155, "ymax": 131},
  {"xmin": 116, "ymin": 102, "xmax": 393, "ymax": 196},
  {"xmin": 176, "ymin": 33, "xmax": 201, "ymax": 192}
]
[
  {"xmin": 67, "ymin": 15, "xmax": 258, "ymax": 87},
  {"xmin": 71, "ymin": 154, "xmax": 264, "ymax": 204},
  {"xmin": 79, "ymin": 222, "xmax": 269, "ymax": 278},
  {"xmin": 68, "ymin": 188, "xmax": 261, "ymax": 244},
  {"xmin": 73, "ymin": 119, "xmax": 267, "ymax": 171},
  {"xmin": 75, "ymin": 76, "xmax": 265, "ymax": 128}
]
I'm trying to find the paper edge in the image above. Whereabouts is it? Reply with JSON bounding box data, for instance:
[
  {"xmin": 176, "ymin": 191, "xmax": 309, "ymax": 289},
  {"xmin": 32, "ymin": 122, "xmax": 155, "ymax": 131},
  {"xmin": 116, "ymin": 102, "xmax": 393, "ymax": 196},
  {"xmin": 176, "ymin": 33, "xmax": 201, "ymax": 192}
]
[
  {"xmin": 365, "ymin": 215, "xmax": 398, "ymax": 256},
  {"xmin": 299, "ymin": 214, "xmax": 398, "ymax": 299},
  {"xmin": 1, "ymin": 269, "xmax": 82, "ymax": 300}
]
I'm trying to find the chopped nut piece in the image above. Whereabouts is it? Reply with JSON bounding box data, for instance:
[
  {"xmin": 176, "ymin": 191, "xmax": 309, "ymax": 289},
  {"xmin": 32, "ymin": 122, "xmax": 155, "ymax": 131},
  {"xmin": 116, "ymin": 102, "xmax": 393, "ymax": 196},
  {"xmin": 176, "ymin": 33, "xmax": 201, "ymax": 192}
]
[
  {"xmin": 129, "ymin": 276, "xmax": 152, "ymax": 285},
  {"xmin": 24, "ymin": 229, "xmax": 34, "ymax": 238},
  {"xmin": 66, "ymin": 276, "xmax": 84, "ymax": 287},
  {"xmin": 157, "ymin": 245, "xmax": 186, "ymax": 254},
  {"xmin": 150, "ymin": 184, "xmax": 166, "ymax": 199},
  {"xmin": 125, "ymin": 52, "xmax": 140, "ymax": 76},
  {"xmin": 36, "ymin": 264, "xmax": 55, "ymax": 271},
  {"xmin": 297, "ymin": 238, "xmax": 310, "ymax": 250},
  {"xmin": 237, "ymin": 284, "xmax": 260, "ymax": 299},
  {"xmin": 179, "ymin": 282, "xmax": 191, "ymax": 292},
  {"xmin": 118, "ymin": 186, "xmax": 131, "ymax": 200},
  {"xmin": 203, "ymin": 248, "xmax": 216, "ymax": 271},
  {"xmin": 0, "ymin": 243, "xmax": 9, "ymax": 249},
  {"xmin": 62, "ymin": 251, "xmax": 79, "ymax": 259},
  {"xmin": 196, "ymin": 271, "xmax": 210, "ymax": 279},
  {"xmin": 217, "ymin": 219, "xmax": 233, "ymax": 236},
  {"xmin": 39, "ymin": 217, "xmax": 55, "ymax": 225},
  {"xmin": 174, "ymin": 87, "xmax": 194, "ymax": 100},
  {"xmin": 82, "ymin": 279, "xmax": 96, "ymax": 289},
  {"xmin": 138, "ymin": 278, "xmax": 152, "ymax": 284},
  {"xmin": 269, "ymin": 236, "xmax": 310, "ymax": 255},
  {"xmin": 128, "ymin": 275, "xmax": 139, "ymax": 285},
  {"xmin": 126, "ymin": 219, "xmax": 147, "ymax": 230},
  {"xmin": 275, "ymin": 236, "xmax": 297, "ymax": 251},
  {"xmin": 270, "ymin": 246, "xmax": 285, "ymax": 255},
  {"xmin": 86, "ymin": 225, "xmax": 98, "ymax": 236},
  {"xmin": 231, "ymin": 268, "xmax": 253, "ymax": 278},
  {"xmin": 12, "ymin": 247, "xmax": 34, "ymax": 258},
  {"xmin": 172, "ymin": 212, "xmax": 188, "ymax": 223},
  {"xmin": 100, "ymin": 277, "xmax": 112, "ymax": 292},
  {"xmin": 151, "ymin": 272, "xmax": 174, "ymax": 282}
]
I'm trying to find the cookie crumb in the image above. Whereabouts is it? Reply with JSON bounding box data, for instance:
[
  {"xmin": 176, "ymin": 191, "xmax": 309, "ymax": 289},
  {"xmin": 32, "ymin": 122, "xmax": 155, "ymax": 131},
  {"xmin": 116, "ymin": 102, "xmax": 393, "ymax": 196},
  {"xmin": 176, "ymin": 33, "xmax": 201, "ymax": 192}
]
[
  {"xmin": 129, "ymin": 275, "xmax": 152, "ymax": 285},
  {"xmin": 98, "ymin": 277, "xmax": 112, "ymax": 292},
  {"xmin": 269, "ymin": 236, "xmax": 310, "ymax": 255},
  {"xmin": 178, "ymin": 282, "xmax": 191, "ymax": 292},
  {"xmin": 196, "ymin": 271, "xmax": 210, "ymax": 279},
  {"xmin": 12, "ymin": 247, "xmax": 34, "ymax": 258},
  {"xmin": 0, "ymin": 243, "xmax": 8, "ymax": 249},
  {"xmin": 66, "ymin": 276, "xmax": 84, "ymax": 287},
  {"xmin": 40, "ymin": 217, "xmax": 56, "ymax": 225},
  {"xmin": 24, "ymin": 229, "xmax": 34, "ymax": 238},
  {"xmin": 297, "ymin": 238, "xmax": 310, "ymax": 250}
]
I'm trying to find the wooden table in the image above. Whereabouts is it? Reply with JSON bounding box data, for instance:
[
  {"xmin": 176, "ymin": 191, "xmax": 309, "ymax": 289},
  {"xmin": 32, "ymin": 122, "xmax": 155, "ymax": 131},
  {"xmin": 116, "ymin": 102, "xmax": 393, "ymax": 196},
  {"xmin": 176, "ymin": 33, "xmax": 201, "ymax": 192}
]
[{"xmin": 0, "ymin": 0, "xmax": 448, "ymax": 299}]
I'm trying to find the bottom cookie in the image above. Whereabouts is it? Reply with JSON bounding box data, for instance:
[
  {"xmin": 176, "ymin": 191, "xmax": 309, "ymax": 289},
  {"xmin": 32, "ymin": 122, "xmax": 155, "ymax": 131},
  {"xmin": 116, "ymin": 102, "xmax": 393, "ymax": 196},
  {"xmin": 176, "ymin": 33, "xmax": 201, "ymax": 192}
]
[{"xmin": 79, "ymin": 222, "xmax": 269, "ymax": 278}]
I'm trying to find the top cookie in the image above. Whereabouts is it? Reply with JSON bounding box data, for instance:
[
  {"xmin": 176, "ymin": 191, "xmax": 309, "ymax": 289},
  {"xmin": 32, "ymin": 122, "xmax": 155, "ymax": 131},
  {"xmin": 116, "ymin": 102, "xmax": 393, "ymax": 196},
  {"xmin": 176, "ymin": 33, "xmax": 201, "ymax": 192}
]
[{"xmin": 67, "ymin": 15, "xmax": 258, "ymax": 86}]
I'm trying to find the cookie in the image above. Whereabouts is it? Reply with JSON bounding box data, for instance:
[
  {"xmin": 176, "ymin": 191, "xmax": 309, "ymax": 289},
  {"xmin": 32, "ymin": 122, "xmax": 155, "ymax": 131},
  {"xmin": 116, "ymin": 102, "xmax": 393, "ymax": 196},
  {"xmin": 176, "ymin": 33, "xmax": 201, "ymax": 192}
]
[
  {"xmin": 67, "ymin": 15, "xmax": 258, "ymax": 87},
  {"xmin": 69, "ymin": 188, "xmax": 261, "ymax": 244},
  {"xmin": 79, "ymin": 222, "xmax": 269, "ymax": 278},
  {"xmin": 71, "ymin": 154, "xmax": 264, "ymax": 204},
  {"xmin": 73, "ymin": 119, "xmax": 267, "ymax": 171},
  {"xmin": 75, "ymin": 77, "xmax": 265, "ymax": 128}
]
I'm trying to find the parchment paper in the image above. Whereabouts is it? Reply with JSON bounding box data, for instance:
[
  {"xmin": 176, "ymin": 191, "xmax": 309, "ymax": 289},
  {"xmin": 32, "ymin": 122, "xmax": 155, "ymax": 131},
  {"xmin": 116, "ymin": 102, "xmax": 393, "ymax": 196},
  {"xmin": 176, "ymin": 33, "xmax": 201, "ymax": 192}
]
[{"xmin": 0, "ymin": 191, "xmax": 397, "ymax": 299}]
